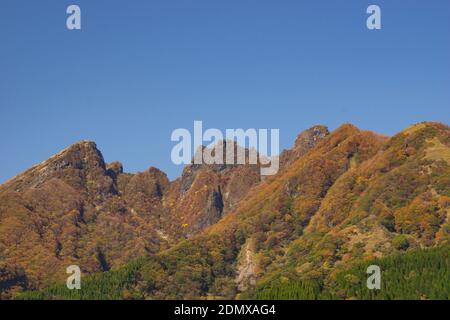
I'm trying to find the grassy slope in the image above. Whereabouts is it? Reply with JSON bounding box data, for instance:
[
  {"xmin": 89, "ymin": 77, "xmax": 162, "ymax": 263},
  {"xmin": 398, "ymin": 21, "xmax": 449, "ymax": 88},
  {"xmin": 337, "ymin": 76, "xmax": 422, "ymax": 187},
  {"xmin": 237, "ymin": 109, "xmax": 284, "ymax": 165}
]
[{"xmin": 250, "ymin": 245, "xmax": 450, "ymax": 300}]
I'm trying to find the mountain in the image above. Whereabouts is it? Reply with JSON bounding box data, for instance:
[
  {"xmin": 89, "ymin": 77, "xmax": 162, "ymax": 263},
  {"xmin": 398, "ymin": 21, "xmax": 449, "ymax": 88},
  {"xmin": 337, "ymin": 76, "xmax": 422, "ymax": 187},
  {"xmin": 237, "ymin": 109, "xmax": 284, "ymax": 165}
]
[
  {"xmin": 279, "ymin": 124, "xmax": 330, "ymax": 169},
  {"xmin": 161, "ymin": 141, "xmax": 263, "ymax": 238},
  {"xmin": 245, "ymin": 122, "xmax": 450, "ymax": 296},
  {"xmin": 0, "ymin": 141, "xmax": 167, "ymax": 295},
  {"xmin": 0, "ymin": 139, "xmax": 271, "ymax": 297},
  {"xmin": 1, "ymin": 122, "xmax": 449, "ymax": 299}
]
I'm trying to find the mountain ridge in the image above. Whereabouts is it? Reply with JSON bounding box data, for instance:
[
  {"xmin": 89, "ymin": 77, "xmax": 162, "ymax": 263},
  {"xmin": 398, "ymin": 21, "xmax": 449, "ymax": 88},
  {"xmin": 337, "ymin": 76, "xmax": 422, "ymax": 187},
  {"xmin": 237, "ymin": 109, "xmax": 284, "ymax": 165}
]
[{"xmin": 1, "ymin": 121, "xmax": 449, "ymax": 299}]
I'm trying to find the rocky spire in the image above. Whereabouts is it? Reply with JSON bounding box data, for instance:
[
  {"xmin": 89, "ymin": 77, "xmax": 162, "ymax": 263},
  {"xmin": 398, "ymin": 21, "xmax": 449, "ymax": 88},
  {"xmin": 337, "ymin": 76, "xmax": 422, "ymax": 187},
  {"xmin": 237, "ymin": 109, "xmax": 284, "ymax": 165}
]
[{"xmin": 279, "ymin": 125, "xmax": 330, "ymax": 169}]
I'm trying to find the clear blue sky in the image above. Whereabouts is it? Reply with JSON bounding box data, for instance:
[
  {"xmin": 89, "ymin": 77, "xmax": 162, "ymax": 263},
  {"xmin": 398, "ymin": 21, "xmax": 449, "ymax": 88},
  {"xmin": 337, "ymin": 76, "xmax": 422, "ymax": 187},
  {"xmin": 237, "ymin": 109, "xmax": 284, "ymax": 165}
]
[{"xmin": 1, "ymin": 0, "xmax": 449, "ymax": 182}]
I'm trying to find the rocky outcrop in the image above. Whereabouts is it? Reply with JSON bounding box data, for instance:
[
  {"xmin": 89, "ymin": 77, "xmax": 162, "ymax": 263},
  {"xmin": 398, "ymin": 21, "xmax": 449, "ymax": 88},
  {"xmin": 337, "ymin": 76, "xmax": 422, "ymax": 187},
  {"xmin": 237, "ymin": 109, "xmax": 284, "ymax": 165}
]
[
  {"xmin": 161, "ymin": 141, "xmax": 261, "ymax": 237},
  {"xmin": 0, "ymin": 141, "xmax": 117, "ymax": 200},
  {"xmin": 106, "ymin": 161, "xmax": 123, "ymax": 179},
  {"xmin": 280, "ymin": 125, "xmax": 330, "ymax": 169}
]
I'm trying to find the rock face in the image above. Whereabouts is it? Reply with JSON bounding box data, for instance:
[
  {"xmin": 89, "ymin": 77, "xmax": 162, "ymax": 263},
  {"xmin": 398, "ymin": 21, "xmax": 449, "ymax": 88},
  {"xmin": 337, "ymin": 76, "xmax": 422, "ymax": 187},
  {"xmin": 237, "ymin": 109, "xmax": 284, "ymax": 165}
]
[
  {"xmin": 106, "ymin": 161, "xmax": 123, "ymax": 177},
  {"xmin": 0, "ymin": 141, "xmax": 115, "ymax": 197},
  {"xmin": 162, "ymin": 141, "xmax": 262, "ymax": 237},
  {"xmin": 279, "ymin": 125, "xmax": 330, "ymax": 169}
]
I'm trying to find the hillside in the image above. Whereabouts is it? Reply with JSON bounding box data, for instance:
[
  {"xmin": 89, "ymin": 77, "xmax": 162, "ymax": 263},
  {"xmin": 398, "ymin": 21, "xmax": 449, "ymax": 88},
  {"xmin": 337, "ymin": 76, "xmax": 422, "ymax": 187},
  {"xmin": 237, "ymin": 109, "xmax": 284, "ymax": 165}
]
[
  {"xmin": 251, "ymin": 245, "xmax": 449, "ymax": 300},
  {"xmin": 0, "ymin": 140, "xmax": 266, "ymax": 296},
  {"xmin": 1, "ymin": 122, "xmax": 449, "ymax": 299}
]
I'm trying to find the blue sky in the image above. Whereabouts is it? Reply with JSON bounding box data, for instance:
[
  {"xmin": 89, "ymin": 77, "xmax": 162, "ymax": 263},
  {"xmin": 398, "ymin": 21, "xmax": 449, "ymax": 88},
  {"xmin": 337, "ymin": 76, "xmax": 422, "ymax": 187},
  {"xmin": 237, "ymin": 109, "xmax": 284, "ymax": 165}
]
[{"xmin": 0, "ymin": 0, "xmax": 449, "ymax": 182}]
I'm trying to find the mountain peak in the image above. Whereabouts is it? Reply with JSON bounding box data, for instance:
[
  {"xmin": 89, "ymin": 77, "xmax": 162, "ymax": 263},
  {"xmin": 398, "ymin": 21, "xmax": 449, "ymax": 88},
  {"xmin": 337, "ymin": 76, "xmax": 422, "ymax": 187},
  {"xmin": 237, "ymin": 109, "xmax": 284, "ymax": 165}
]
[
  {"xmin": 402, "ymin": 121, "xmax": 449, "ymax": 136},
  {"xmin": 293, "ymin": 124, "xmax": 329, "ymax": 150},
  {"xmin": 280, "ymin": 124, "xmax": 330, "ymax": 169},
  {"xmin": 333, "ymin": 122, "xmax": 361, "ymax": 134},
  {"xmin": 0, "ymin": 140, "xmax": 107, "ymax": 193},
  {"xmin": 43, "ymin": 139, "xmax": 105, "ymax": 171},
  {"xmin": 69, "ymin": 139, "xmax": 96, "ymax": 147}
]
